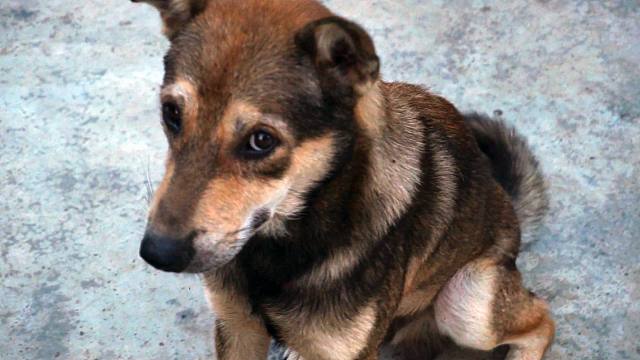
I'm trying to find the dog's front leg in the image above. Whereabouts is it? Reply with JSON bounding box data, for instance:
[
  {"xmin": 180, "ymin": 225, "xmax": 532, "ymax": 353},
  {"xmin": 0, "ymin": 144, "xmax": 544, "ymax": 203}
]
[
  {"xmin": 278, "ymin": 302, "xmax": 385, "ymax": 360},
  {"xmin": 283, "ymin": 348, "xmax": 379, "ymax": 360},
  {"xmin": 207, "ymin": 288, "xmax": 271, "ymax": 360},
  {"xmin": 214, "ymin": 317, "xmax": 270, "ymax": 360}
]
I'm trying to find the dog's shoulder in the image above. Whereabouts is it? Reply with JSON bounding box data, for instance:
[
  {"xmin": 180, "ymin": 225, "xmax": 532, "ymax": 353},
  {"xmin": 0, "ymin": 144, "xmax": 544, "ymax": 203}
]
[{"xmin": 382, "ymin": 82, "xmax": 476, "ymax": 146}]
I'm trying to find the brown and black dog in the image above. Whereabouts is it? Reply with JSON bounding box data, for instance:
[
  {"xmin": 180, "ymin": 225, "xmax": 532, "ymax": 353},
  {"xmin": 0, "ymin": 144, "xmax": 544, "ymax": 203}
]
[{"xmin": 133, "ymin": 1, "xmax": 555, "ymax": 359}]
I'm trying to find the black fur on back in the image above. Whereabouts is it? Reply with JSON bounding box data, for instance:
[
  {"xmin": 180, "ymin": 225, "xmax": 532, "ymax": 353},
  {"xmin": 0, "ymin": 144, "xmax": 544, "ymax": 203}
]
[{"xmin": 465, "ymin": 113, "xmax": 549, "ymax": 245}]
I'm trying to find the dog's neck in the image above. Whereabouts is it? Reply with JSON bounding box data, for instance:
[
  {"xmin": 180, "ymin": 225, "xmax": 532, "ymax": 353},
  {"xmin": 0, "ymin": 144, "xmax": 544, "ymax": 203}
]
[
  {"xmin": 354, "ymin": 81, "xmax": 387, "ymax": 139},
  {"xmin": 354, "ymin": 82, "xmax": 426, "ymax": 239},
  {"xmin": 283, "ymin": 81, "xmax": 425, "ymax": 242},
  {"xmin": 274, "ymin": 82, "xmax": 427, "ymax": 285}
]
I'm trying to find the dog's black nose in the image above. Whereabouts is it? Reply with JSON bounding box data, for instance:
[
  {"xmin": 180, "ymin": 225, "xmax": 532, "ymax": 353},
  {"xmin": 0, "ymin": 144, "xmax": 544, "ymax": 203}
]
[{"xmin": 139, "ymin": 231, "xmax": 195, "ymax": 273}]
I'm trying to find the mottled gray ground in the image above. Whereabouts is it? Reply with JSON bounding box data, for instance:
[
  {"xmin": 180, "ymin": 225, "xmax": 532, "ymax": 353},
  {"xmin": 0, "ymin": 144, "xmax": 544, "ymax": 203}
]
[{"xmin": 1, "ymin": 0, "xmax": 638, "ymax": 359}]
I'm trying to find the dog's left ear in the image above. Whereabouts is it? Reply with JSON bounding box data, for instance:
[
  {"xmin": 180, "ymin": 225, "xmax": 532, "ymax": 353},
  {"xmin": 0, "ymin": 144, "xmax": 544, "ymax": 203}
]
[
  {"xmin": 132, "ymin": 0, "xmax": 207, "ymax": 38},
  {"xmin": 296, "ymin": 17, "xmax": 380, "ymax": 96}
]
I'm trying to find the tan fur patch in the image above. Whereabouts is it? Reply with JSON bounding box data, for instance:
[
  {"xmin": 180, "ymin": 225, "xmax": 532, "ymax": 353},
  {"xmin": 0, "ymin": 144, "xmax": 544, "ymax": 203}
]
[
  {"xmin": 396, "ymin": 287, "xmax": 440, "ymax": 318},
  {"xmin": 297, "ymin": 249, "xmax": 361, "ymax": 286},
  {"xmin": 395, "ymin": 257, "xmax": 439, "ymax": 317},
  {"xmin": 160, "ymin": 78, "xmax": 199, "ymax": 140},
  {"xmin": 192, "ymin": 176, "xmax": 281, "ymax": 235},
  {"xmin": 402, "ymin": 257, "xmax": 421, "ymax": 296},
  {"xmin": 434, "ymin": 259, "xmax": 499, "ymax": 351},
  {"xmin": 402, "ymin": 257, "xmax": 422, "ymax": 296},
  {"xmin": 500, "ymin": 300, "xmax": 555, "ymax": 360},
  {"xmin": 259, "ymin": 134, "xmax": 337, "ymax": 237},
  {"xmin": 354, "ymin": 81, "xmax": 385, "ymax": 137},
  {"xmin": 217, "ymin": 101, "xmax": 293, "ymax": 142},
  {"xmin": 270, "ymin": 304, "xmax": 377, "ymax": 360},
  {"xmin": 203, "ymin": 278, "xmax": 270, "ymax": 360}
]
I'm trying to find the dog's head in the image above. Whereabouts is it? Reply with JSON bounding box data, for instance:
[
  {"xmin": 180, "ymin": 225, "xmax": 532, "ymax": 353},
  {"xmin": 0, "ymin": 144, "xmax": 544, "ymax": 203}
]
[{"xmin": 134, "ymin": 0, "xmax": 381, "ymax": 273}]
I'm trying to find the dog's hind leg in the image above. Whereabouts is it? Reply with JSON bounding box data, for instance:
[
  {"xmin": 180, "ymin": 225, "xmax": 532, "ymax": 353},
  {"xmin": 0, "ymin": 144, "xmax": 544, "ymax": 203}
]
[{"xmin": 434, "ymin": 258, "xmax": 554, "ymax": 360}]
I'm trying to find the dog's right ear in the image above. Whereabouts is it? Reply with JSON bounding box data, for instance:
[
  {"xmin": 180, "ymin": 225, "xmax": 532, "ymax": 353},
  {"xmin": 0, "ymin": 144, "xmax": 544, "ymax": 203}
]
[
  {"xmin": 131, "ymin": 0, "xmax": 207, "ymax": 38},
  {"xmin": 295, "ymin": 16, "xmax": 380, "ymax": 97}
]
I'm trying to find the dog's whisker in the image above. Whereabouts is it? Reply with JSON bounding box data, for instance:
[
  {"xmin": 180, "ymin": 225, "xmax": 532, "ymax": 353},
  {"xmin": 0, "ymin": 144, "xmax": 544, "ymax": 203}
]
[{"xmin": 144, "ymin": 156, "xmax": 155, "ymax": 205}]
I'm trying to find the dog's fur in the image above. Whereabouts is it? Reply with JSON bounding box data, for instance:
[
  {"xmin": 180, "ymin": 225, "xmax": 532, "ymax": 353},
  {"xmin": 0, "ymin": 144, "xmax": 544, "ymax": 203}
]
[{"xmin": 133, "ymin": 1, "xmax": 555, "ymax": 359}]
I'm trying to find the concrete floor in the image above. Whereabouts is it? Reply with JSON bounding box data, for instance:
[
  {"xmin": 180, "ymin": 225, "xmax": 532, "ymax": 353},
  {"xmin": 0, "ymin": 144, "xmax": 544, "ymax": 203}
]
[{"xmin": 1, "ymin": 0, "xmax": 638, "ymax": 359}]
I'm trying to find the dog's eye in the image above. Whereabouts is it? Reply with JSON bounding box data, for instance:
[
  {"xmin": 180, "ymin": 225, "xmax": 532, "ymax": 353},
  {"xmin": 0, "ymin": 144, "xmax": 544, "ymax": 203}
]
[
  {"xmin": 246, "ymin": 130, "xmax": 278, "ymax": 155},
  {"xmin": 162, "ymin": 102, "xmax": 182, "ymax": 135}
]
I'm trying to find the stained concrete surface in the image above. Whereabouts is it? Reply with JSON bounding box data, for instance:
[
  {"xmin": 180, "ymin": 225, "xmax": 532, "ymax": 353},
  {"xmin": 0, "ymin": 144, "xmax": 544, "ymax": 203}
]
[{"xmin": 0, "ymin": 0, "xmax": 638, "ymax": 359}]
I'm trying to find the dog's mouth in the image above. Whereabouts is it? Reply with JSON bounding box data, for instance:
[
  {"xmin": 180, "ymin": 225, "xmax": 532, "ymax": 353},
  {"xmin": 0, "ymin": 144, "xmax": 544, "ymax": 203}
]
[
  {"xmin": 177, "ymin": 209, "xmax": 274, "ymax": 273},
  {"xmin": 184, "ymin": 232, "xmax": 253, "ymax": 273}
]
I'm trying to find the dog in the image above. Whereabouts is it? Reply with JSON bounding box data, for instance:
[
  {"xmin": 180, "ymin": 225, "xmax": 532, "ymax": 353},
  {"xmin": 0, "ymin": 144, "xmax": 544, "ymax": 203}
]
[{"xmin": 133, "ymin": 1, "xmax": 555, "ymax": 359}]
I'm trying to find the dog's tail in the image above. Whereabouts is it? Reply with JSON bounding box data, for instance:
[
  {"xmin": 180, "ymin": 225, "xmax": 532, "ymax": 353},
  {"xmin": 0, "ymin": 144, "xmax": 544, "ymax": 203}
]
[{"xmin": 465, "ymin": 113, "xmax": 549, "ymax": 245}]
